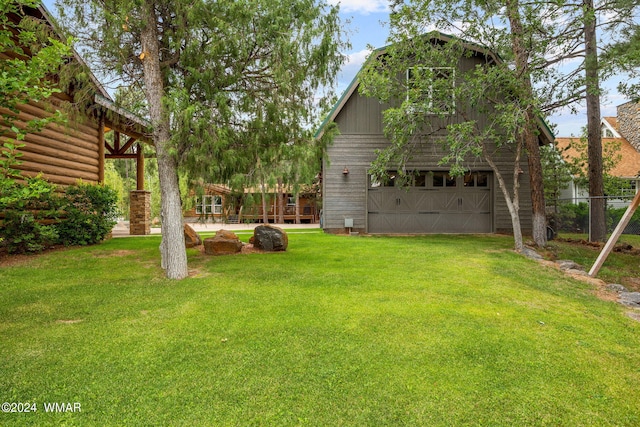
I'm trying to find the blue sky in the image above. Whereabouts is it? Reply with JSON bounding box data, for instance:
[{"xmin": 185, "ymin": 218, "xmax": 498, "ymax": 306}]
[{"xmin": 44, "ymin": 0, "xmax": 630, "ymax": 137}]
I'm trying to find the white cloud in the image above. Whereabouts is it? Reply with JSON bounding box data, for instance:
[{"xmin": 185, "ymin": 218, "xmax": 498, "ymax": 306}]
[
  {"xmin": 339, "ymin": 49, "xmax": 371, "ymax": 81},
  {"xmin": 328, "ymin": 0, "xmax": 388, "ymax": 15},
  {"xmin": 346, "ymin": 48, "xmax": 372, "ymax": 68},
  {"xmin": 332, "ymin": 49, "xmax": 373, "ymax": 96}
]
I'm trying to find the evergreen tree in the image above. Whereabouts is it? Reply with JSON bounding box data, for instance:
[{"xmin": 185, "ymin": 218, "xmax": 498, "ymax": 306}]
[
  {"xmin": 360, "ymin": 0, "xmax": 637, "ymax": 248},
  {"xmin": 57, "ymin": 0, "xmax": 347, "ymax": 279}
]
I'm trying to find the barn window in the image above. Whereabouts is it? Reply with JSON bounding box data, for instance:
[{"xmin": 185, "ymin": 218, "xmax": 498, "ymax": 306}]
[
  {"xmin": 464, "ymin": 172, "xmax": 489, "ymax": 187},
  {"xmin": 407, "ymin": 67, "xmax": 455, "ymax": 114},
  {"xmin": 433, "ymin": 172, "xmax": 456, "ymax": 187}
]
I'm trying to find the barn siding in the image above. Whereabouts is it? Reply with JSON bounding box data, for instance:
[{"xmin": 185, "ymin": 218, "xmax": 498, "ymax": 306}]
[
  {"xmin": 323, "ymin": 51, "xmax": 533, "ymax": 234},
  {"xmin": 323, "ymin": 134, "xmax": 532, "ymax": 234}
]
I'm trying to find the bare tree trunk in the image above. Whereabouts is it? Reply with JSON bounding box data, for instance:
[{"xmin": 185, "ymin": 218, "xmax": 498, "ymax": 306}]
[
  {"xmin": 140, "ymin": 1, "xmax": 188, "ymax": 279},
  {"xmin": 506, "ymin": 0, "xmax": 547, "ymax": 247},
  {"xmin": 584, "ymin": 0, "xmax": 606, "ymax": 242},
  {"xmin": 260, "ymin": 175, "xmax": 269, "ymax": 224},
  {"xmin": 277, "ymin": 178, "xmax": 284, "ymax": 223},
  {"xmin": 484, "ymin": 140, "xmax": 524, "ymax": 252},
  {"xmin": 295, "ymin": 192, "xmax": 301, "ymax": 224}
]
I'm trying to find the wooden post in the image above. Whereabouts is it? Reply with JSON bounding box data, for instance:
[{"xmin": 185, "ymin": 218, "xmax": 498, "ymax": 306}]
[
  {"xmin": 589, "ymin": 191, "xmax": 640, "ymax": 277},
  {"xmin": 136, "ymin": 143, "xmax": 145, "ymax": 190},
  {"xmin": 98, "ymin": 114, "xmax": 105, "ymax": 183}
]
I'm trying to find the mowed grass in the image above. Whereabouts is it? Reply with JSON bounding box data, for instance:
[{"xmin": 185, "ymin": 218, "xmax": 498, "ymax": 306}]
[{"xmin": 1, "ymin": 231, "xmax": 640, "ymax": 426}]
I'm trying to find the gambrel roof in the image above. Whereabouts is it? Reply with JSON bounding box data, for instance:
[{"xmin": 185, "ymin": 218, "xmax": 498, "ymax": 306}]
[{"xmin": 317, "ymin": 31, "xmax": 555, "ymax": 145}]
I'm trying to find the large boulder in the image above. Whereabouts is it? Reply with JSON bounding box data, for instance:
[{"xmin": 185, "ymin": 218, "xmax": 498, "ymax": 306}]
[
  {"xmin": 252, "ymin": 225, "xmax": 288, "ymax": 252},
  {"xmin": 184, "ymin": 223, "xmax": 202, "ymax": 248},
  {"xmin": 204, "ymin": 230, "xmax": 242, "ymax": 255}
]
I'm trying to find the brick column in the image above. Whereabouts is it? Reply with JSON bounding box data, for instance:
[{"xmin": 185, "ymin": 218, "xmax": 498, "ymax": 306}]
[{"xmin": 129, "ymin": 190, "xmax": 151, "ymax": 235}]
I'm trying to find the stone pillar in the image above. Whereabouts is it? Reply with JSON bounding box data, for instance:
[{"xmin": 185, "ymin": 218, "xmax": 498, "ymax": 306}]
[{"xmin": 129, "ymin": 190, "xmax": 151, "ymax": 235}]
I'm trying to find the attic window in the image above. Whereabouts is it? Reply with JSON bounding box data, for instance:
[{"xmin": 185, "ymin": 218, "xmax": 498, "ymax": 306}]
[{"xmin": 407, "ymin": 67, "xmax": 455, "ymax": 114}]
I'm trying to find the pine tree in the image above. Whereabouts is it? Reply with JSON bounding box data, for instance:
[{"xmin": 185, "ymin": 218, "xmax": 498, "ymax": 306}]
[{"xmin": 57, "ymin": 0, "xmax": 347, "ymax": 278}]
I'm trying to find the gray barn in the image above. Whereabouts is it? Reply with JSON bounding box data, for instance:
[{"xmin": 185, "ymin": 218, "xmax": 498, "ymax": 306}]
[{"xmin": 318, "ymin": 34, "xmax": 553, "ymax": 235}]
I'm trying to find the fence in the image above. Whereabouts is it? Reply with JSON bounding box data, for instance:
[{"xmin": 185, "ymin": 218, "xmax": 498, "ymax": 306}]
[{"xmin": 547, "ymin": 195, "xmax": 640, "ymax": 238}]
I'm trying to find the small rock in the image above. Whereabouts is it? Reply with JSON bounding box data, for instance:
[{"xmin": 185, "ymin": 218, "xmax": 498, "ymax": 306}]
[
  {"xmin": 557, "ymin": 260, "xmax": 584, "ymax": 271},
  {"xmin": 607, "ymin": 283, "xmax": 628, "ymax": 293},
  {"xmin": 619, "ymin": 292, "xmax": 640, "ymax": 307},
  {"xmin": 184, "ymin": 223, "xmax": 202, "ymax": 248},
  {"xmin": 522, "ymin": 247, "xmax": 543, "ymax": 260},
  {"xmin": 253, "ymin": 225, "xmax": 288, "ymax": 252}
]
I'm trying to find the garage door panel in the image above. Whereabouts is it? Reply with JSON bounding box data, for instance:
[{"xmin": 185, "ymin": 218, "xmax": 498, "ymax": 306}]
[
  {"xmin": 431, "ymin": 191, "xmax": 459, "ymax": 211},
  {"xmin": 462, "ymin": 190, "xmax": 491, "ymax": 212},
  {"xmin": 367, "ymin": 172, "xmax": 493, "ymax": 234}
]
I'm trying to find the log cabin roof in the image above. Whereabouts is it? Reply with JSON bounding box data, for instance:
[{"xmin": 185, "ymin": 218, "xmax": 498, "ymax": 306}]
[{"xmin": 316, "ymin": 31, "xmax": 555, "ymax": 146}]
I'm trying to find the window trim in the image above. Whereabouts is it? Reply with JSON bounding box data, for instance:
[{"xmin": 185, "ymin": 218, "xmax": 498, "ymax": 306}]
[{"xmin": 195, "ymin": 195, "xmax": 223, "ymax": 215}]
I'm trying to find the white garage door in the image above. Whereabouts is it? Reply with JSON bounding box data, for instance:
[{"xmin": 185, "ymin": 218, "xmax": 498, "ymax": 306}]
[{"xmin": 367, "ymin": 171, "xmax": 493, "ymax": 234}]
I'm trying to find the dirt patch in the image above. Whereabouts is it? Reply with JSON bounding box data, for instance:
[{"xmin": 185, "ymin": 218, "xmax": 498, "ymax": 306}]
[
  {"xmin": 241, "ymin": 244, "xmax": 266, "ymax": 254},
  {"xmin": 92, "ymin": 249, "xmax": 138, "ymax": 258},
  {"xmin": 192, "ymin": 243, "xmax": 267, "ymax": 256},
  {"xmin": 0, "ymin": 245, "xmax": 72, "ymax": 267},
  {"xmin": 555, "ymin": 237, "xmax": 640, "ymax": 256},
  {"xmin": 622, "ymin": 277, "xmax": 640, "ymax": 293}
]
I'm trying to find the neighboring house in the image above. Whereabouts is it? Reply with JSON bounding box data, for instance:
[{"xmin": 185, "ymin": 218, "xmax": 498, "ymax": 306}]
[
  {"xmin": 317, "ymin": 33, "xmax": 553, "ymax": 234},
  {"xmin": 555, "ymin": 101, "xmax": 640, "ymax": 208},
  {"xmin": 0, "ymin": 4, "xmax": 152, "ymax": 234},
  {"xmin": 184, "ymin": 184, "xmax": 320, "ymax": 224}
]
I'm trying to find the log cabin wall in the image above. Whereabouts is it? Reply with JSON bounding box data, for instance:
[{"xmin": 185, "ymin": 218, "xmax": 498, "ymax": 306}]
[
  {"xmin": 0, "ymin": 95, "xmax": 101, "ymax": 187},
  {"xmin": 1, "ymin": 6, "xmax": 103, "ymax": 188}
]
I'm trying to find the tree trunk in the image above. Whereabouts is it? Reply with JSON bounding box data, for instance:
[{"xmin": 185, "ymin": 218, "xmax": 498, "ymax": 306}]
[
  {"xmin": 277, "ymin": 178, "xmax": 284, "ymax": 223},
  {"xmin": 260, "ymin": 176, "xmax": 269, "ymax": 224},
  {"xmin": 140, "ymin": 1, "xmax": 188, "ymax": 280},
  {"xmin": 484, "ymin": 140, "xmax": 524, "ymax": 252},
  {"xmin": 295, "ymin": 192, "xmax": 301, "ymax": 224},
  {"xmin": 584, "ymin": 0, "xmax": 606, "ymax": 242},
  {"xmin": 526, "ymin": 128, "xmax": 548, "ymax": 247},
  {"xmin": 506, "ymin": 0, "xmax": 547, "ymax": 247}
]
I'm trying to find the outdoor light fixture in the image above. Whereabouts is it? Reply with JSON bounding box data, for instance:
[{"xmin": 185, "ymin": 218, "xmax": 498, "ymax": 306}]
[{"xmin": 342, "ymin": 167, "xmax": 349, "ymax": 175}]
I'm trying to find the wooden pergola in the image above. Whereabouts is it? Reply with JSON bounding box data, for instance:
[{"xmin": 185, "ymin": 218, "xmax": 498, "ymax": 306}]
[{"xmin": 94, "ymin": 94, "xmax": 152, "ymax": 191}]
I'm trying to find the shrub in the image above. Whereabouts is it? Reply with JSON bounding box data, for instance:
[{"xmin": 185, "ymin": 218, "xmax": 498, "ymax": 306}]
[
  {"xmin": 555, "ymin": 202, "xmax": 589, "ymax": 233},
  {"xmin": 607, "ymin": 206, "xmax": 640, "ymax": 235},
  {"xmin": 0, "ymin": 176, "xmax": 119, "ymax": 252},
  {"xmin": 553, "ymin": 202, "xmax": 640, "ymax": 235},
  {"xmin": 2, "ymin": 211, "xmax": 59, "ymax": 253},
  {"xmin": 55, "ymin": 183, "xmax": 119, "ymax": 246},
  {"xmin": 0, "ymin": 173, "xmax": 60, "ymax": 254}
]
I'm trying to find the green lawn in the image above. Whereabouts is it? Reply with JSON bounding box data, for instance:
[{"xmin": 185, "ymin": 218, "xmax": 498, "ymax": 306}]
[
  {"xmin": 549, "ymin": 233, "xmax": 640, "ymax": 291},
  {"xmin": 1, "ymin": 231, "xmax": 640, "ymax": 426}
]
